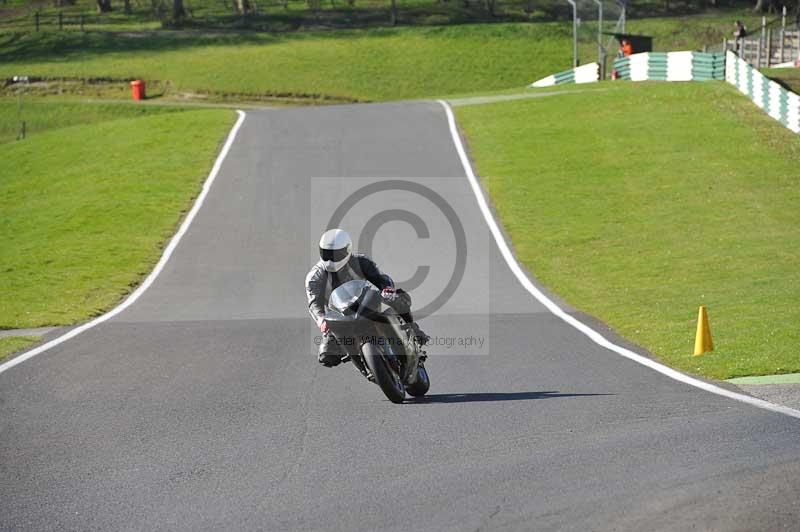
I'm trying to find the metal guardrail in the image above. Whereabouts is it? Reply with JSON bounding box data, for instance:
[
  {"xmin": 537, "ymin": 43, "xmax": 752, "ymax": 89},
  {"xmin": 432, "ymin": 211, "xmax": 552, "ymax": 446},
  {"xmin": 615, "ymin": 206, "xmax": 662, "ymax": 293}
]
[
  {"xmin": 32, "ymin": 11, "xmax": 88, "ymax": 31},
  {"xmin": 724, "ymin": 9, "xmax": 800, "ymax": 68}
]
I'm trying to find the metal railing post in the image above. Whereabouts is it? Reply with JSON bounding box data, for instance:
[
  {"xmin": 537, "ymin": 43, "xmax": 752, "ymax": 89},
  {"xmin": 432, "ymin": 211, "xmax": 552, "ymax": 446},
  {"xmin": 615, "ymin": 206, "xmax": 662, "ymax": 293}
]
[
  {"xmin": 13, "ymin": 76, "xmax": 29, "ymax": 141},
  {"xmin": 593, "ymin": 0, "xmax": 603, "ymax": 78},
  {"xmin": 567, "ymin": 0, "xmax": 578, "ymax": 68},
  {"xmin": 756, "ymin": 36, "xmax": 761, "ymax": 67},
  {"xmin": 757, "ymin": 17, "xmax": 765, "ymax": 67},
  {"xmin": 781, "ymin": 6, "xmax": 786, "ymax": 64},
  {"xmin": 34, "ymin": 11, "xmax": 39, "ymax": 31},
  {"xmin": 767, "ymin": 28, "xmax": 772, "ymax": 66},
  {"xmin": 58, "ymin": 11, "xmax": 63, "ymax": 30}
]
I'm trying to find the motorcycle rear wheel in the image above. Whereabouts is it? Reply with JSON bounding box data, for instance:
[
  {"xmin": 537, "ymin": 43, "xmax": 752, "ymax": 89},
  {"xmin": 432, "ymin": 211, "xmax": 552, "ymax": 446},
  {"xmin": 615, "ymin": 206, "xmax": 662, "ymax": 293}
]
[{"xmin": 363, "ymin": 341, "xmax": 406, "ymax": 404}]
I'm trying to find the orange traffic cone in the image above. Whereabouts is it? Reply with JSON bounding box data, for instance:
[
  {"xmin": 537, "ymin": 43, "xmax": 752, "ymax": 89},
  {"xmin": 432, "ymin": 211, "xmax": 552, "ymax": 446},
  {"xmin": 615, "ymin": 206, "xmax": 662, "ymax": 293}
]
[{"xmin": 693, "ymin": 305, "xmax": 714, "ymax": 356}]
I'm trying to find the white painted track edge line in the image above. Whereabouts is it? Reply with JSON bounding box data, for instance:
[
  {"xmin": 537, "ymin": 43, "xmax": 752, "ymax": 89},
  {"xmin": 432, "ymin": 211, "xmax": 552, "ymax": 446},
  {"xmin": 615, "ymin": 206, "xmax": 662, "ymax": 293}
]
[
  {"xmin": 0, "ymin": 110, "xmax": 248, "ymax": 376},
  {"xmin": 436, "ymin": 99, "xmax": 800, "ymax": 421}
]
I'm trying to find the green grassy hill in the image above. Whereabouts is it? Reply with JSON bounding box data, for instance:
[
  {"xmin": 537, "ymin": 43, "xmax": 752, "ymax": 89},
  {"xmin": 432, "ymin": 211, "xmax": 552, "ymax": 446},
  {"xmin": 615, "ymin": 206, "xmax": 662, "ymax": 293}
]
[
  {"xmin": 0, "ymin": 102, "xmax": 234, "ymax": 330},
  {"xmin": 455, "ymin": 81, "xmax": 800, "ymax": 380},
  {"xmin": 0, "ymin": 2, "xmax": 771, "ymax": 103},
  {"xmin": 0, "ymin": 25, "xmax": 577, "ymax": 102}
]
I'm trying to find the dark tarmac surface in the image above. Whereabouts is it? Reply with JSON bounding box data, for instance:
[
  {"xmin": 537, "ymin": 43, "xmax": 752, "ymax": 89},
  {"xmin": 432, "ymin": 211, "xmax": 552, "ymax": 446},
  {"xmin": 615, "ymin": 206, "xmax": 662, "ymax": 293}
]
[{"xmin": 2, "ymin": 102, "xmax": 799, "ymax": 531}]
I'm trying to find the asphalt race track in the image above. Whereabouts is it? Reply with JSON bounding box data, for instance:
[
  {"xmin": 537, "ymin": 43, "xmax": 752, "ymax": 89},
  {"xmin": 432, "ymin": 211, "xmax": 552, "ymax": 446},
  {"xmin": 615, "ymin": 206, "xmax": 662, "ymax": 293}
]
[{"xmin": 2, "ymin": 102, "xmax": 799, "ymax": 531}]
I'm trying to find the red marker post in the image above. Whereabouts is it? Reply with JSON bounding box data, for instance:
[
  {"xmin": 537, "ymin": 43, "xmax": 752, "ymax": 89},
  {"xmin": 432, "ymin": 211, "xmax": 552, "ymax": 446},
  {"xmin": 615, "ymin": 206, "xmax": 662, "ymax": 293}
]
[{"xmin": 130, "ymin": 80, "xmax": 146, "ymax": 101}]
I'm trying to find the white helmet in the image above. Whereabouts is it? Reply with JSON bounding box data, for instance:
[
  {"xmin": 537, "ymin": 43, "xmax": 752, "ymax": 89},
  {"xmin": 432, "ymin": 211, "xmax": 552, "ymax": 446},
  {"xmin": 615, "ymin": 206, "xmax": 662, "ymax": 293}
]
[{"xmin": 319, "ymin": 229, "xmax": 352, "ymax": 272}]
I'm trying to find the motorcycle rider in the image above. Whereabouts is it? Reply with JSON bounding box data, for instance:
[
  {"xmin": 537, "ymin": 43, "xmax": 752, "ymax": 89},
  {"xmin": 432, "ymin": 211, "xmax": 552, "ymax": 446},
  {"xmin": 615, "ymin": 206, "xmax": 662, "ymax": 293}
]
[{"xmin": 305, "ymin": 228, "xmax": 430, "ymax": 368}]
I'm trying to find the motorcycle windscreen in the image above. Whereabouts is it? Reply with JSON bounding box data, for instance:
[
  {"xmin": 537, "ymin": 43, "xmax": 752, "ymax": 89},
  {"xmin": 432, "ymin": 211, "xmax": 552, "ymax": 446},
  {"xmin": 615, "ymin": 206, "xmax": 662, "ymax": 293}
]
[{"xmin": 329, "ymin": 279, "xmax": 380, "ymax": 315}]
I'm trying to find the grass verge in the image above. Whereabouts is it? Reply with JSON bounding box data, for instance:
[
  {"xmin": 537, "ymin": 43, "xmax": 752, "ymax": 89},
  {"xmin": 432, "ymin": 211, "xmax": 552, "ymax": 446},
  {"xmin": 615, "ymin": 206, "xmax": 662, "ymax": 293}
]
[
  {"xmin": 0, "ymin": 97, "xmax": 187, "ymax": 143},
  {"xmin": 0, "ymin": 103, "xmax": 234, "ymax": 329},
  {"xmin": 764, "ymin": 67, "xmax": 800, "ymax": 94},
  {"xmin": 0, "ymin": 336, "xmax": 40, "ymax": 361},
  {"xmin": 0, "ymin": 26, "xmax": 572, "ymax": 102},
  {"xmin": 455, "ymin": 81, "xmax": 800, "ymax": 380}
]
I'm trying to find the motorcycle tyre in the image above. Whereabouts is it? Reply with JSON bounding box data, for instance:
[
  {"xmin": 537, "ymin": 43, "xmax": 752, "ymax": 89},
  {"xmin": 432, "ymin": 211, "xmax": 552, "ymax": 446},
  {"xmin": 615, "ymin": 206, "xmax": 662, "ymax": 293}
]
[
  {"xmin": 405, "ymin": 364, "xmax": 430, "ymax": 397},
  {"xmin": 363, "ymin": 341, "xmax": 406, "ymax": 404}
]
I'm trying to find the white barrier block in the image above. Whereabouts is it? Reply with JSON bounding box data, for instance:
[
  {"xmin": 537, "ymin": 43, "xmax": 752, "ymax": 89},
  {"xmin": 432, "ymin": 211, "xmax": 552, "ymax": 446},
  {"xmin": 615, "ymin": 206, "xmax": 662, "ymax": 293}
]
[
  {"xmin": 788, "ymin": 92, "xmax": 800, "ymax": 133},
  {"xmin": 725, "ymin": 51, "xmax": 736, "ymax": 83},
  {"xmin": 629, "ymin": 53, "xmax": 650, "ymax": 81},
  {"xmin": 752, "ymin": 72, "xmax": 765, "ymax": 108},
  {"xmin": 574, "ymin": 62, "xmax": 599, "ymax": 84},
  {"xmin": 724, "ymin": 52, "xmax": 799, "ymax": 134},
  {"xmin": 667, "ymin": 51, "xmax": 693, "ymax": 81},
  {"xmin": 738, "ymin": 58, "xmax": 749, "ymax": 94},
  {"xmin": 768, "ymin": 81, "xmax": 782, "ymax": 120},
  {"xmin": 531, "ymin": 75, "xmax": 556, "ymax": 88}
]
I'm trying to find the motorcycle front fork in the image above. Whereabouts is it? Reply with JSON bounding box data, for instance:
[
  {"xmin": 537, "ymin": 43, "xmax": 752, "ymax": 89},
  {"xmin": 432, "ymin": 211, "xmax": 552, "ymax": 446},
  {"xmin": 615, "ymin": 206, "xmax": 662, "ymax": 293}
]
[{"xmin": 342, "ymin": 353, "xmax": 375, "ymax": 382}]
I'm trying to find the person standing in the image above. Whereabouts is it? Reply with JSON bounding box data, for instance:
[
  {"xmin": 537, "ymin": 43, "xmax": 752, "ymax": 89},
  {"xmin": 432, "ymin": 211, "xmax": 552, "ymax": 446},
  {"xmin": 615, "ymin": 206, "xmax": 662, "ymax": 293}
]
[
  {"xmin": 733, "ymin": 20, "xmax": 747, "ymax": 52},
  {"xmin": 620, "ymin": 38, "xmax": 633, "ymax": 57}
]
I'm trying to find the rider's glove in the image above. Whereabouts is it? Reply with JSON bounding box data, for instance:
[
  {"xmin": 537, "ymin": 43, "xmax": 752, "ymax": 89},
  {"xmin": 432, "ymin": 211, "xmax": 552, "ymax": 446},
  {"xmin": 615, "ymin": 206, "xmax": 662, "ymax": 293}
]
[{"xmin": 381, "ymin": 287, "xmax": 398, "ymax": 304}]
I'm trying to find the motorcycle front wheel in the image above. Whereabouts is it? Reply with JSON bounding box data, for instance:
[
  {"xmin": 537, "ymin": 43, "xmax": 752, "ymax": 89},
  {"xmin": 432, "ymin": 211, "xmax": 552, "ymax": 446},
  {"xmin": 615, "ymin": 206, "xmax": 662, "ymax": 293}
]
[
  {"xmin": 405, "ymin": 364, "xmax": 430, "ymax": 397},
  {"xmin": 363, "ymin": 341, "xmax": 406, "ymax": 404}
]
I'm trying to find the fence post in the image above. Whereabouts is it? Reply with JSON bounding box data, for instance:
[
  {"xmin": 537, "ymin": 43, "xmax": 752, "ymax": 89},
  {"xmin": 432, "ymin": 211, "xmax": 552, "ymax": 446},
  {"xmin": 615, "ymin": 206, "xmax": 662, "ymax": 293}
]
[
  {"xmin": 566, "ymin": 0, "xmax": 578, "ymax": 68},
  {"xmin": 80, "ymin": 14, "xmax": 84, "ymax": 31},
  {"xmin": 58, "ymin": 11, "xmax": 63, "ymax": 30},
  {"xmin": 34, "ymin": 11, "xmax": 39, "ymax": 31},
  {"xmin": 756, "ymin": 35, "xmax": 762, "ymax": 67},
  {"xmin": 767, "ymin": 28, "xmax": 772, "ymax": 67},
  {"xmin": 594, "ymin": 0, "xmax": 603, "ymax": 78},
  {"xmin": 781, "ymin": 6, "xmax": 786, "ymax": 64}
]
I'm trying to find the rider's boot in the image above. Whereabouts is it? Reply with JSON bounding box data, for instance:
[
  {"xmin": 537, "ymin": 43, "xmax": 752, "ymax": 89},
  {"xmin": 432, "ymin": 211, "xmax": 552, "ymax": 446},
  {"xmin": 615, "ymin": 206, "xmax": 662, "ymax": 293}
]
[
  {"xmin": 400, "ymin": 314, "xmax": 430, "ymax": 346},
  {"xmin": 410, "ymin": 322, "xmax": 430, "ymax": 346}
]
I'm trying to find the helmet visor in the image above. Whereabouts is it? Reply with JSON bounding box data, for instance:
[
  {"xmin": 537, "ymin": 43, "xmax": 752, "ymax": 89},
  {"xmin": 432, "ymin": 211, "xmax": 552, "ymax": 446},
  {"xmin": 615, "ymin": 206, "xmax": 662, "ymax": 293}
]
[{"xmin": 320, "ymin": 246, "xmax": 349, "ymax": 262}]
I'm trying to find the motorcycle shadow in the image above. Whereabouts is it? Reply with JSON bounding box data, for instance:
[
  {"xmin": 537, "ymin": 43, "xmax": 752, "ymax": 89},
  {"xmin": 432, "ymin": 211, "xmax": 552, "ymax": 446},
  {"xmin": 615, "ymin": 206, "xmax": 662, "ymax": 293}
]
[{"xmin": 407, "ymin": 391, "xmax": 613, "ymax": 404}]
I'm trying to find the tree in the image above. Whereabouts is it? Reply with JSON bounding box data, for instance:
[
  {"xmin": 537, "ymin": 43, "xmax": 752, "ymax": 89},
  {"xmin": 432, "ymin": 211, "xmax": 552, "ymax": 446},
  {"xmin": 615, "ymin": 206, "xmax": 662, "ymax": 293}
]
[
  {"xmin": 237, "ymin": 0, "xmax": 253, "ymax": 14},
  {"xmin": 753, "ymin": 0, "xmax": 774, "ymax": 12},
  {"xmin": 173, "ymin": 0, "xmax": 185, "ymax": 19},
  {"xmin": 97, "ymin": 0, "xmax": 112, "ymax": 12},
  {"xmin": 390, "ymin": 0, "xmax": 397, "ymax": 25}
]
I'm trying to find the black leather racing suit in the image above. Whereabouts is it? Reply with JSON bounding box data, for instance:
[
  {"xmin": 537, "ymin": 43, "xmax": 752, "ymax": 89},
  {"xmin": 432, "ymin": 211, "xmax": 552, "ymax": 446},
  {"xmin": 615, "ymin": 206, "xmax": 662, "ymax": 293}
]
[{"xmin": 305, "ymin": 253, "xmax": 421, "ymax": 365}]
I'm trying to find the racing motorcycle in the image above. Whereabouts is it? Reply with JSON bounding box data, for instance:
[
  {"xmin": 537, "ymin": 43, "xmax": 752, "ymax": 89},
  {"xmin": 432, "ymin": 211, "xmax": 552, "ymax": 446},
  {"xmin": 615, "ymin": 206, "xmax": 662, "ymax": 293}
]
[{"xmin": 324, "ymin": 279, "xmax": 430, "ymax": 403}]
